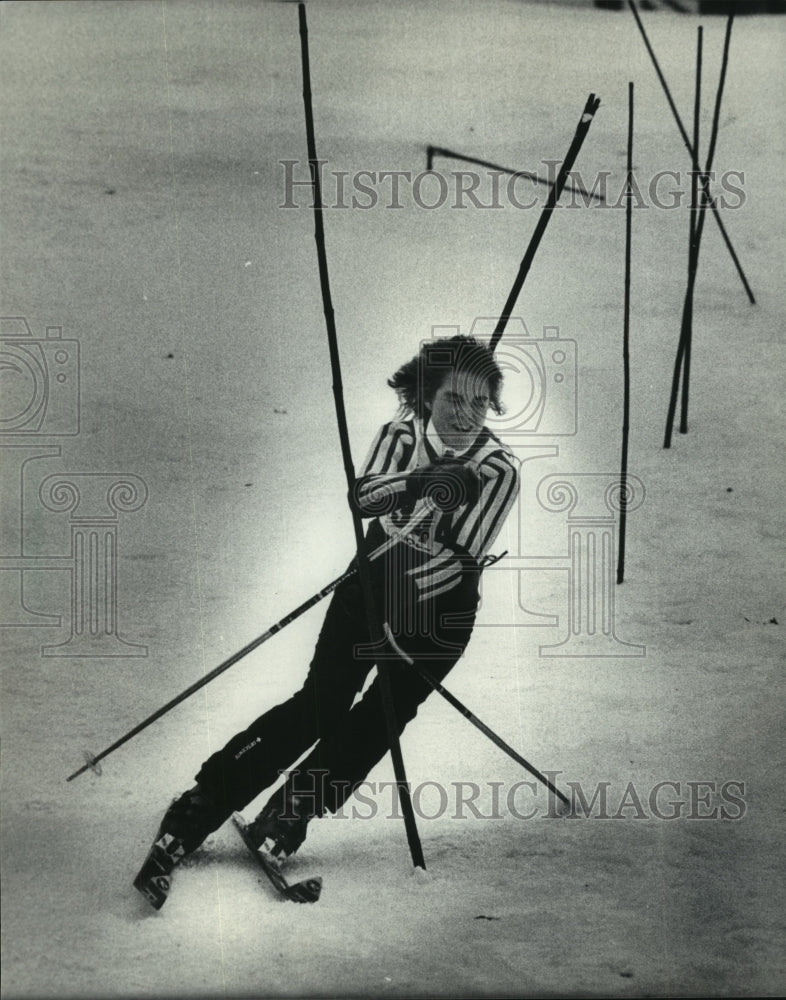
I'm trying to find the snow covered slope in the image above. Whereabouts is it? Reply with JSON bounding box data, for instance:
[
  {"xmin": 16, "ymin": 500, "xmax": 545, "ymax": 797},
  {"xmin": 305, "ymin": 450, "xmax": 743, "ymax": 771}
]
[{"xmin": 1, "ymin": 1, "xmax": 783, "ymax": 997}]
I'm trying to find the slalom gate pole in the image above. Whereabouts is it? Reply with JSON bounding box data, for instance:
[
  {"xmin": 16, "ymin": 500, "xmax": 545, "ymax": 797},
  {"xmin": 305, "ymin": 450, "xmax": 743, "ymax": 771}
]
[
  {"xmin": 617, "ymin": 81, "xmax": 634, "ymax": 586},
  {"xmin": 425, "ymin": 145, "xmax": 605, "ymax": 204},
  {"xmin": 666, "ymin": 26, "xmax": 703, "ymax": 449},
  {"xmin": 65, "ymin": 567, "xmax": 358, "ymax": 781},
  {"xmin": 297, "ymin": 3, "xmax": 425, "ymax": 869},
  {"xmin": 681, "ymin": 26, "xmax": 703, "ymax": 436},
  {"xmin": 628, "ymin": 1, "xmax": 754, "ymax": 305},
  {"xmin": 489, "ymin": 93, "xmax": 601, "ymax": 353},
  {"xmin": 428, "ymin": 96, "xmax": 601, "ymax": 802},
  {"xmin": 664, "ymin": 11, "xmax": 734, "ymax": 448}
]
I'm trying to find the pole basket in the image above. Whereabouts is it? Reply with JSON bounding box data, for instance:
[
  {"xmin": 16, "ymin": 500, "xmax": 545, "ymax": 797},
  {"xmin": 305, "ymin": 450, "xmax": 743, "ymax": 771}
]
[{"xmin": 81, "ymin": 750, "xmax": 103, "ymax": 777}]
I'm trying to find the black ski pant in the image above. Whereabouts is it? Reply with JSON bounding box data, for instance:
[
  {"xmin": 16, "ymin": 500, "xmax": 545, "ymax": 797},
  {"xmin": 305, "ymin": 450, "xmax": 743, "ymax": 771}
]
[{"xmin": 195, "ymin": 541, "xmax": 479, "ymax": 819}]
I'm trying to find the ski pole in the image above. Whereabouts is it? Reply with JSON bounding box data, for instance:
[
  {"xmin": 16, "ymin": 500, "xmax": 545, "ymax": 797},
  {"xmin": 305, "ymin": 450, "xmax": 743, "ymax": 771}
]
[
  {"xmin": 67, "ymin": 530, "xmax": 491, "ymax": 781},
  {"xmin": 66, "ymin": 566, "xmax": 357, "ymax": 782},
  {"xmin": 383, "ymin": 626, "xmax": 570, "ymax": 808},
  {"xmin": 490, "ymin": 92, "xmax": 601, "ymax": 353}
]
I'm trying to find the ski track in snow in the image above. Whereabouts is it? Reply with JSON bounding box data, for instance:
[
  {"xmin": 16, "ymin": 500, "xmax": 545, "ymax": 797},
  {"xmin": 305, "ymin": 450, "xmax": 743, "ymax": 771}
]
[{"xmin": 1, "ymin": 1, "xmax": 784, "ymax": 997}]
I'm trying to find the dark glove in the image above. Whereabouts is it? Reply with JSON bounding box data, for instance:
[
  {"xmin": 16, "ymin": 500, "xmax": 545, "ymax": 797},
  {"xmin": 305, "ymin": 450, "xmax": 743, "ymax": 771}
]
[{"xmin": 406, "ymin": 459, "xmax": 481, "ymax": 511}]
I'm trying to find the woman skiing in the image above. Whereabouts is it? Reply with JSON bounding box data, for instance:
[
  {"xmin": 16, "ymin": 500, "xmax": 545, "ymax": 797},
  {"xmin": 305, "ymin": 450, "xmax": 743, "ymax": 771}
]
[{"xmin": 135, "ymin": 334, "xmax": 519, "ymax": 908}]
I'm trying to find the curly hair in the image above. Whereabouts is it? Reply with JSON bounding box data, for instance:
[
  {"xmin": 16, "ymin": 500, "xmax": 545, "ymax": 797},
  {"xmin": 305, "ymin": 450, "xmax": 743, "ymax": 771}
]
[{"xmin": 387, "ymin": 335, "xmax": 505, "ymax": 420}]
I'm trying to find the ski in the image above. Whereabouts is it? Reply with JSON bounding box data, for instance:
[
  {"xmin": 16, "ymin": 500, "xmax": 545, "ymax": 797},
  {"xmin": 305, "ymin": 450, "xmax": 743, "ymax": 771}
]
[
  {"xmin": 133, "ymin": 832, "xmax": 184, "ymax": 910},
  {"xmin": 232, "ymin": 812, "xmax": 322, "ymax": 904}
]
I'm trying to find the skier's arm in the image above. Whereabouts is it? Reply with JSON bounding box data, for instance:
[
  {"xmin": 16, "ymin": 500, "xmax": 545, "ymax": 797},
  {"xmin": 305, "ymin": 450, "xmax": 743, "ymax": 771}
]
[
  {"xmin": 351, "ymin": 421, "xmax": 451, "ymax": 517},
  {"xmin": 351, "ymin": 470, "xmax": 412, "ymax": 517},
  {"xmin": 448, "ymin": 450, "xmax": 519, "ymax": 563}
]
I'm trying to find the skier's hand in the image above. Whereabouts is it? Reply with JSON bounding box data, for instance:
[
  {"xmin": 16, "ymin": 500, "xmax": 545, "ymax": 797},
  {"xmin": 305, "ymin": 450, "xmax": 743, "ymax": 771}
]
[{"xmin": 407, "ymin": 459, "xmax": 482, "ymax": 511}]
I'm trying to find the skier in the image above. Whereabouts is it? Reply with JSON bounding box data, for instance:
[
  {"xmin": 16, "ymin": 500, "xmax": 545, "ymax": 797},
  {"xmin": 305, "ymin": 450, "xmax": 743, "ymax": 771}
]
[{"xmin": 135, "ymin": 334, "xmax": 519, "ymax": 907}]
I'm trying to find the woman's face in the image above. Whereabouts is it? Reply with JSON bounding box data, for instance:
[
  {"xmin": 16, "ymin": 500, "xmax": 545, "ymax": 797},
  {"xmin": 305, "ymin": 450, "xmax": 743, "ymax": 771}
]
[{"xmin": 426, "ymin": 369, "xmax": 491, "ymax": 452}]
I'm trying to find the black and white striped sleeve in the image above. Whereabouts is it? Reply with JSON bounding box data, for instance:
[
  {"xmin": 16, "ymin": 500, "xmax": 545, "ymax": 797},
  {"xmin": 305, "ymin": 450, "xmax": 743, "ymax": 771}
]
[
  {"xmin": 453, "ymin": 450, "xmax": 519, "ymax": 562},
  {"xmin": 352, "ymin": 421, "xmax": 416, "ymax": 517}
]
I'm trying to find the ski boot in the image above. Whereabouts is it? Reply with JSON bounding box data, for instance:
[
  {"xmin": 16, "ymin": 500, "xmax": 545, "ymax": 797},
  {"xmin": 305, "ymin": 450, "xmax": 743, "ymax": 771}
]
[
  {"xmin": 245, "ymin": 787, "xmax": 314, "ymax": 860},
  {"xmin": 134, "ymin": 785, "xmax": 227, "ymax": 910}
]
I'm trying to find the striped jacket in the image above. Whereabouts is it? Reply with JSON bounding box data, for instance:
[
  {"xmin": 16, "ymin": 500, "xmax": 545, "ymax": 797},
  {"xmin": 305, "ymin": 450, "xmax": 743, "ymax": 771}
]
[{"xmin": 355, "ymin": 418, "xmax": 519, "ymax": 602}]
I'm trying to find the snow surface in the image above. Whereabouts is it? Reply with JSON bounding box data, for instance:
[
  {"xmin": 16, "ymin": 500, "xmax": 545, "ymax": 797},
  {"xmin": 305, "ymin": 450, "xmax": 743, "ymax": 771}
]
[{"xmin": 1, "ymin": 1, "xmax": 784, "ymax": 997}]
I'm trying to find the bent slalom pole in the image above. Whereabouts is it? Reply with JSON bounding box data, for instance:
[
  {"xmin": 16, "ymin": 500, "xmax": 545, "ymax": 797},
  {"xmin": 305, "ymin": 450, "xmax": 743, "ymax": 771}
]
[
  {"xmin": 66, "ymin": 567, "xmax": 357, "ymax": 782},
  {"xmin": 297, "ymin": 3, "xmax": 425, "ymax": 869},
  {"xmin": 425, "ymin": 145, "xmax": 605, "ymax": 204},
  {"xmin": 490, "ymin": 93, "xmax": 601, "ymax": 353}
]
